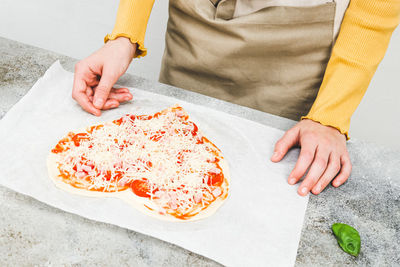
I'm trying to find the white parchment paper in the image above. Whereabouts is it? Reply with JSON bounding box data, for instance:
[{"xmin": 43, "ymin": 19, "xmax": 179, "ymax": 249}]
[{"xmin": 0, "ymin": 62, "xmax": 308, "ymax": 266}]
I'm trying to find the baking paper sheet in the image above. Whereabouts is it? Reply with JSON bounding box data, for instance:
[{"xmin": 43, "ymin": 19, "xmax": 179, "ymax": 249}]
[{"xmin": 0, "ymin": 62, "xmax": 308, "ymax": 266}]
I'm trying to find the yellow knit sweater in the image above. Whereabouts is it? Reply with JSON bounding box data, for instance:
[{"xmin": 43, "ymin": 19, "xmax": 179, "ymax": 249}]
[{"xmin": 105, "ymin": 0, "xmax": 400, "ymax": 137}]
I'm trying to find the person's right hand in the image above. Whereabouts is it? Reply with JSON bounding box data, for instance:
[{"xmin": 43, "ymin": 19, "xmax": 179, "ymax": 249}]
[{"xmin": 72, "ymin": 37, "xmax": 137, "ymax": 116}]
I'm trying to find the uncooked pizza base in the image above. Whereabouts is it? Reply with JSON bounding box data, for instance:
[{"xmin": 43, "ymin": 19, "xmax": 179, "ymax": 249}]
[{"xmin": 47, "ymin": 115, "xmax": 230, "ymax": 222}]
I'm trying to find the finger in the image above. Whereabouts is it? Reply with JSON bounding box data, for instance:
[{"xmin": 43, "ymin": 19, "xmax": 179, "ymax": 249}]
[
  {"xmin": 288, "ymin": 141, "xmax": 317, "ymax": 185},
  {"xmin": 107, "ymin": 92, "xmax": 133, "ymax": 103},
  {"xmin": 87, "ymin": 76, "xmax": 100, "ymax": 87},
  {"xmin": 72, "ymin": 74, "xmax": 101, "ymax": 116},
  {"xmin": 75, "ymin": 61, "xmax": 99, "ymax": 87},
  {"xmin": 311, "ymin": 154, "xmax": 341, "ymax": 195},
  {"xmin": 89, "ymin": 95, "xmax": 126, "ymax": 107},
  {"xmin": 89, "ymin": 93, "xmax": 131, "ymax": 104},
  {"xmin": 271, "ymin": 128, "xmax": 299, "ymax": 162},
  {"xmin": 102, "ymin": 99, "xmax": 120, "ymax": 110},
  {"xmin": 332, "ymin": 154, "xmax": 352, "ymax": 187},
  {"xmin": 73, "ymin": 89, "xmax": 101, "ymax": 116},
  {"xmin": 86, "ymin": 87, "xmax": 93, "ymax": 97},
  {"xmin": 93, "ymin": 70, "xmax": 119, "ymax": 109},
  {"xmin": 298, "ymin": 146, "xmax": 330, "ymax": 196},
  {"xmin": 111, "ymin": 87, "xmax": 130, "ymax": 94}
]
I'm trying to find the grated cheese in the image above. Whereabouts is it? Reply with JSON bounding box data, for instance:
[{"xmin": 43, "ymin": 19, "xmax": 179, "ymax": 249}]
[{"xmin": 53, "ymin": 106, "xmax": 226, "ymax": 216}]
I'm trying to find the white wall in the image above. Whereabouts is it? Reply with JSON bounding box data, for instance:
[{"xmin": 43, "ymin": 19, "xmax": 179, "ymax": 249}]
[
  {"xmin": 0, "ymin": 0, "xmax": 169, "ymax": 80},
  {"xmin": 350, "ymin": 30, "xmax": 400, "ymax": 148},
  {"xmin": 0, "ymin": 0, "xmax": 399, "ymax": 148}
]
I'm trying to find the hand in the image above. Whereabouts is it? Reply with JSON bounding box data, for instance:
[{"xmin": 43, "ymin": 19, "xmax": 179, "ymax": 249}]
[
  {"xmin": 271, "ymin": 119, "xmax": 352, "ymax": 196},
  {"xmin": 72, "ymin": 37, "xmax": 137, "ymax": 116}
]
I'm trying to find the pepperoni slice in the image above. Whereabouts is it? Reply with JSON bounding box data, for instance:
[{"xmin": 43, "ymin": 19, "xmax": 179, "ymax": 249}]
[{"xmin": 131, "ymin": 180, "xmax": 151, "ymax": 198}]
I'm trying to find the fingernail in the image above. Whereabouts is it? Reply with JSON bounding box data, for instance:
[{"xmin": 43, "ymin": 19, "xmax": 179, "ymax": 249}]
[
  {"xmin": 288, "ymin": 178, "xmax": 296, "ymax": 185},
  {"xmin": 94, "ymin": 98, "xmax": 104, "ymax": 108},
  {"xmin": 301, "ymin": 187, "xmax": 308, "ymax": 195},
  {"xmin": 271, "ymin": 151, "xmax": 279, "ymax": 159}
]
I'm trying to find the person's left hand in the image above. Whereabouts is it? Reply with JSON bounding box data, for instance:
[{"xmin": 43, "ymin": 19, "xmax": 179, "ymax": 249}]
[{"xmin": 270, "ymin": 119, "xmax": 351, "ymax": 196}]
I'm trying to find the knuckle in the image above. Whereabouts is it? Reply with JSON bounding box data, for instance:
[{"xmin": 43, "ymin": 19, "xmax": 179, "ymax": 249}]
[
  {"xmin": 339, "ymin": 167, "xmax": 352, "ymax": 180},
  {"xmin": 333, "ymin": 163, "xmax": 341, "ymax": 173},
  {"xmin": 338, "ymin": 175, "xmax": 349, "ymax": 183},
  {"xmin": 292, "ymin": 169, "xmax": 304, "ymax": 179},
  {"xmin": 293, "ymin": 163, "xmax": 308, "ymax": 177},
  {"xmin": 301, "ymin": 150, "xmax": 314, "ymax": 161},
  {"xmin": 302, "ymin": 178, "xmax": 316, "ymax": 188},
  {"xmin": 342, "ymin": 156, "xmax": 352, "ymax": 171},
  {"xmin": 290, "ymin": 170, "xmax": 301, "ymax": 179},
  {"xmin": 287, "ymin": 127, "xmax": 297, "ymax": 136},
  {"xmin": 96, "ymin": 85, "xmax": 109, "ymax": 94},
  {"xmin": 315, "ymin": 158, "xmax": 327, "ymax": 169},
  {"xmin": 275, "ymin": 139, "xmax": 285, "ymax": 150}
]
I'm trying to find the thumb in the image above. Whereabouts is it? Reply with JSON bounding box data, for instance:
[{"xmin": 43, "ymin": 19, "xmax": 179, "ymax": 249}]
[
  {"xmin": 271, "ymin": 127, "xmax": 299, "ymax": 162},
  {"xmin": 93, "ymin": 70, "xmax": 119, "ymax": 109}
]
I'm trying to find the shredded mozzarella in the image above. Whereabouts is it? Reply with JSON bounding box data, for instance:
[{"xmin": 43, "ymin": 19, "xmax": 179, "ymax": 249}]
[{"xmin": 54, "ymin": 106, "xmax": 226, "ymax": 216}]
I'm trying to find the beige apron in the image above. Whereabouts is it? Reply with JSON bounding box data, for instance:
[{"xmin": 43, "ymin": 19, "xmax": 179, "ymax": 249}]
[{"xmin": 159, "ymin": 0, "xmax": 336, "ymax": 120}]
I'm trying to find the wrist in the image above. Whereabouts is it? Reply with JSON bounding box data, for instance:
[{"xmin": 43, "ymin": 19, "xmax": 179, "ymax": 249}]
[
  {"xmin": 301, "ymin": 118, "xmax": 347, "ymax": 141},
  {"xmin": 110, "ymin": 37, "xmax": 137, "ymax": 59},
  {"xmin": 301, "ymin": 116, "xmax": 349, "ymax": 140}
]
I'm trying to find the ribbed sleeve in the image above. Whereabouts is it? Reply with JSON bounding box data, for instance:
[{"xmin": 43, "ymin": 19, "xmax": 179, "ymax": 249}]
[
  {"xmin": 105, "ymin": 0, "xmax": 155, "ymax": 58},
  {"xmin": 303, "ymin": 0, "xmax": 400, "ymax": 138}
]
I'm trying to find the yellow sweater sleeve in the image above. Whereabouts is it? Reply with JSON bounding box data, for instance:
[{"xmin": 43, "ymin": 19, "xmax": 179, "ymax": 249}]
[
  {"xmin": 105, "ymin": 0, "xmax": 155, "ymax": 58},
  {"xmin": 303, "ymin": 0, "xmax": 400, "ymax": 138},
  {"xmin": 105, "ymin": 0, "xmax": 399, "ymax": 137}
]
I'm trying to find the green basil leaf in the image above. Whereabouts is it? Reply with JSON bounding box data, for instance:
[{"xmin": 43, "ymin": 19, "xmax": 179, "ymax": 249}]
[{"xmin": 332, "ymin": 223, "xmax": 361, "ymax": 257}]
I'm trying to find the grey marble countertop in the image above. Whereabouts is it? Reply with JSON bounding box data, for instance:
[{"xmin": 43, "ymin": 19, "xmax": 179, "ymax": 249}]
[{"xmin": 1, "ymin": 37, "xmax": 399, "ymax": 266}]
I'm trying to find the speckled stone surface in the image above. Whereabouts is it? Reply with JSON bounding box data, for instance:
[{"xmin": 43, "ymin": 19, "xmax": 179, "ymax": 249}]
[{"xmin": 0, "ymin": 37, "xmax": 399, "ymax": 266}]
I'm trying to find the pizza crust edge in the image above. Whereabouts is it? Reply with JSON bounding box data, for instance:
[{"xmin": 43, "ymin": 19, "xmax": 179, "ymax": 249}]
[{"xmin": 47, "ymin": 142, "xmax": 230, "ymax": 222}]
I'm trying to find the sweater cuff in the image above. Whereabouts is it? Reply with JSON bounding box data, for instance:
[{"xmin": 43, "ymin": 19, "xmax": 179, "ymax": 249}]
[
  {"xmin": 301, "ymin": 115, "xmax": 350, "ymax": 140},
  {"xmin": 105, "ymin": 0, "xmax": 155, "ymax": 59},
  {"xmin": 104, "ymin": 33, "xmax": 147, "ymax": 58}
]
